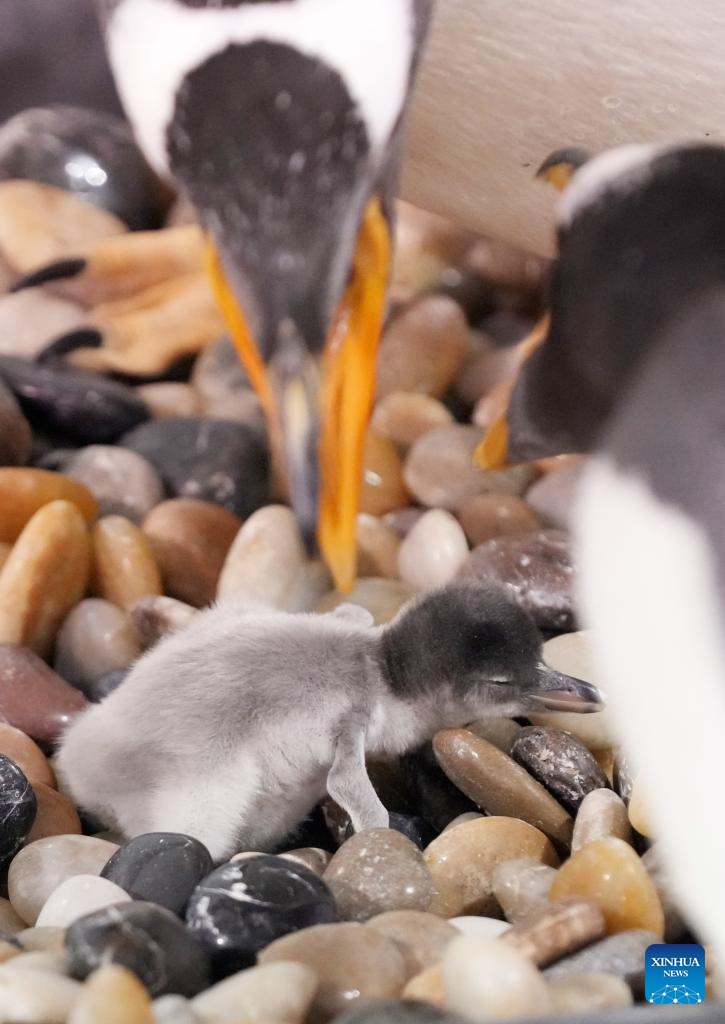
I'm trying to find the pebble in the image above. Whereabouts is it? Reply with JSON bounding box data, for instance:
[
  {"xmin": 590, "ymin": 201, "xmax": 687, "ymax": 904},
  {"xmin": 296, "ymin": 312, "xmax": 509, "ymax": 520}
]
[
  {"xmin": 66, "ymin": 901, "xmax": 210, "ymax": 998},
  {"xmin": 281, "ymin": 848, "xmax": 333, "ymax": 877},
  {"xmin": 143, "ymin": 499, "xmax": 241, "ymax": 607},
  {"xmin": 356, "ymin": 515, "xmax": 401, "ymax": 580},
  {"xmin": 365, "ymin": 911, "xmax": 457, "ymax": 977},
  {"xmin": 402, "ymin": 964, "xmax": 445, "ymax": 1005},
  {"xmin": 400, "ymin": 742, "xmax": 479, "ymax": 832},
  {"xmin": 0, "ymin": 756, "xmax": 37, "ymax": 867},
  {"xmin": 68, "ymin": 963, "xmax": 155, "ymax": 1024},
  {"xmin": 0, "ymin": 898, "xmax": 27, "ymax": 935},
  {"xmin": 397, "ymin": 510, "xmax": 468, "ymax": 590},
  {"xmin": 216, "ymin": 505, "xmax": 305, "ymax": 607},
  {"xmin": 0, "ymin": 356, "xmax": 150, "ymax": 444},
  {"xmin": 548, "ymin": 837, "xmax": 665, "ymax": 937},
  {"xmin": 65, "ymin": 445, "xmax": 164, "ymax": 523},
  {"xmin": 458, "ymin": 494, "xmax": 541, "ymax": 547},
  {"xmin": 190, "ymin": 336, "xmax": 262, "ymax": 426},
  {"xmin": 371, "ymin": 392, "xmax": 454, "ymax": 451},
  {"xmin": 383, "ymin": 507, "xmax": 425, "ymax": 537},
  {"xmin": 185, "ymin": 855, "xmax": 337, "ymax": 976},
  {"xmin": 0, "ymin": 724, "xmax": 55, "ymax": 787},
  {"xmin": 442, "ymin": 934, "xmax": 552, "ymax": 1020},
  {"xmin": 524, "ymin": 457, "xmax": 586, "ymax": 531},
  {"xmin": 135, "ymin": 382, "xmax": 202, "ymax": 419},
  {"xmin": 0, "ymin": 968, "xmax": 83, "ymax": 1023},
  {"xmin": 316, "ymin": 579, "xmax": 415, "ymax": 626},
  {"xmin": 448, "ymin": 917, "xmax": 510, "ymax": 939},
  {"xmin": 92, "ymin": 515, "xmax": 163, "ymax": 610},
  {"xmin": 572, "ymin": 789, "xmax": 632, "ymax": 852},
  {"xmin": 25, "ymin": 783, "xmax": 82, "ymax": 843},
  {"xmin": 152, "ymin": 994, "xmax": 203, "ymax": 1024},
  {"xmin": 433, "ymin": 729, "xmax": 573, "ymax": 847},
  {"xmin": 360, "ymin": 432, "xmax": 409, "ymax": 517},
  {"xmin": 130, "ymin": 595, "xmax": 198, "ymax": 647},
  {"xmin": 547, "ymin": 971, "xmax": 634, "ymax": 1014},
  {"xmin": 121, "ymin": 417, "xmax": 269, "ymax": 520},
  {"xmin": 36, "ymin": 875, "xmax": 131, "ymax": 928},
  {"xmin": 0, "ymin": 378, "xmax": 32, "ymax": 467},
  {"xmin": 0, "ymin": 468, "xmax": 97, "ymax": 544},
  {"xmin": 192, "ymin": 961, "xmax": 318, "ymax": 1024},
  {"xmin": 628, "ymin": 778, "xmax": 653, "ymax": 837},
  {"xmin": 54, "ymin": 599, "xmax": 140, "ymax": 697},
  {"xmin": 423, "ymin": 817, "xmax": 558, "ymax": 917},
  {"xmin": 8, "ymin": 835, "xmax": 119, "ymax": 925},
  {"xmin": 0, "ymin": 289, "xmax": 86, "ymax": 360},
  {"xmin": 323, "ymin": 829, "xmax": 433, "ymax": 922},
  {"xmin": 510, "ymin": 726, "xmax": 610, "ymax": 815},
  {"xmin": 457, "ymin": 530, "xmax": 576, "ymax": 632},
  {"xmin": 0, "ymin": 645, "xmax": 87, "ymax": 745},
  {"xmin": 16, "ymin": 927, "xmax": 67, "ymax": 953},
  {"xmin": 259, "ymin": 922, "xmax": 407, "ymax": 1022},
  {"xmin": 2, "ymin": 951, "xmax": 67, "ymax": 973},
  {"xmin": 101, "ymin": 833, "xmax": 213, "ymax": 916},
  {"xmin": 466, "ymin": 717, "xmax": 522, "ymax": 754},
  {"xmin": 375, "ymin": 296, "xmax": 469, "ymax": 399},
  {"xmin": 492, "ymin": 859, "xmax": 558, "ymax": 924},
  {"xmin": 543, "ymin": 929, "xmax": 659, "ymax": 992},
  {"xmin": 0, "ymin": 499, "xmax": 91, "ymax": 655},
  {"xmin": 404, "ymin": 425, "xmax": 535, "ymax": 510},
  {"xmin": 502, "ymin": 897, "xmax": 605, "ymax": 967}
]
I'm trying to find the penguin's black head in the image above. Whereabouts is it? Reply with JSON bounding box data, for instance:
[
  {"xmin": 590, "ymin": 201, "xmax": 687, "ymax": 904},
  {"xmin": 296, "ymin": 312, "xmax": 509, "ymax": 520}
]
[{"xmin": 381, "ymin": 583, "xmax": 602, "ymax": 715}]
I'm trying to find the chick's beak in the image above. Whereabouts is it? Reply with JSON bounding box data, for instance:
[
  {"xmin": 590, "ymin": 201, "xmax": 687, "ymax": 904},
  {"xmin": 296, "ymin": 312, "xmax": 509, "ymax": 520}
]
[{"xmin": 525, "ymin": 661, "xmax": 604, "ymax": 714}]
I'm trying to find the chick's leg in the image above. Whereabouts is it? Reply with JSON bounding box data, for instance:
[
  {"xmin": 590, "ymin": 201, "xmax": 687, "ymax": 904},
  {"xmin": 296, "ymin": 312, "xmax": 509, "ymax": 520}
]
[{"xmin": 327, "ymin": 714, "xmax": 388, "ymax": 833}]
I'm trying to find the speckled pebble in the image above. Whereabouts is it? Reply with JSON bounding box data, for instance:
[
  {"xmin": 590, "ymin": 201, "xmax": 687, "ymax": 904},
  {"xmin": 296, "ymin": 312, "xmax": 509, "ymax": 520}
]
[
  {"xmin": 68, "ymin": 964, "xmax": 154, "ymax": 1024},
  {"xmin": 502, "ymin": 897, "xmax": 605, "ymax": 967},
  {"xmin": 0, "ymin": 968, "xmax": 82, "ymax": 1023},
  {"xmin": 65, "ymin": 445, "xmax": 164, "ymax": 524},
  {"xmin": 372, "ymin": 392, "xmax": 454, "ymax": 451},
  {"xmin": 397, "ymin": 510, "xmax": 468, "ymax": 590},
  {"xmin": 191, "ymin": 961, "xmax": 318, "ymax": 1024},
  {"xmin": 365, "ymin": 911, "xmax": 457, "ymax": 977},
  {"xmin": 92, "ymin": 515, "xmax": 162, "ymax": 610},
  {"xmin": 572, "ymin": 789, "xmax": 632, "ymax": 852},
  {"xmin": 54, "ymin": 599, "xmax": 140, "ymax": 698},
  {"xmin": 510, "ymin": 726, "xmax": 610, "ymax": 815},
  {"xmin": 442, "ymin": 934, "xmax": 551, "ymax": 1020},
  {"xmin": 547, "ymin": 971, "xmax": 633, "ymax": 1014},
  {"xmin": 216, "ymin": 505, "xmax": 306, "ymax": 607},
  {"xmin": 492, "ymin": 858, "xmax": 557, "ymax": 925}
]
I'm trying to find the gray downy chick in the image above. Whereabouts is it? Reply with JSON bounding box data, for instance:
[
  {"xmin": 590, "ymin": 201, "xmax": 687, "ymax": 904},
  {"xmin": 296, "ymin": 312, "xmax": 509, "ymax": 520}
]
[{"xmin": 55, "ymin": 583, "xmax": 602, "ymax": 861}]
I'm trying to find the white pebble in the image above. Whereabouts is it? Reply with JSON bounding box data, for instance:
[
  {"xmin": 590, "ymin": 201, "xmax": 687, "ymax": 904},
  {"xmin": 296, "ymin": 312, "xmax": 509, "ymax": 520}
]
[
  {"xmin": 0, "ymin": 968, "xmax": 82, "ymax": 1023},
  {"xmin": 216, "ymin": 505, "xmax": 307, "ymax": 608},
  {"xmin": 449, "ymin": 916, "xmax": 511, "ymax": 938},
  {"xmin": 442, "ymin": 934, "xmax": 551, "ymax": 1020},
  {"xmin": 35, "ymin": 875, "xmax": 130, "ymax": 929},
  {"xmin": 398, "ymin": 509, "xmax": 468, "ymax": 590},
  {"xmin": 192, "ymin": 961, "xmax": 317, "ymax": 1024}
]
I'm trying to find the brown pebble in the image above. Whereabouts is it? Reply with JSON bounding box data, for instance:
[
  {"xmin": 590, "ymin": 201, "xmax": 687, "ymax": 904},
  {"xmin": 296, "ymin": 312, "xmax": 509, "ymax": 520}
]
[
  {"xmin": 259, "ymin": 922, "xmax": 407, "ymax": 1023},
  {"xmin": 0, "ymin": 646, "xmax": 87, "ymax": 745},
  {"xmin": 68, "ymin": 964, "xmax": 154, "ymax": 1024},
  {"xmin": 401, "ymin": 964, "xmax": 445, "ymax": 1006},
  {"xmin": 25, "ymin": 783, "xmax": 82, "ymax": 843},
  {"xmin": 548, "ymin": 972, "xmax": 633, "ymax": 1014},
  {"xmin": 433, "ymin": 728, "xmax": 573, "ymax": 847},
  {"xmin": 458, "ymin": 494, "xmax": 541, "ymax": 547},
  {"xmin": 92, "ymin": 515, "xmax": 162, "ymax": 610},
  {"xmin": 0, "ymin": 468, "xmax": 97, "ymax": 544},
  {"xmin": 0, "ymin": 724, "xmax": 56, "ymax": 787},
  {"xmin": 549, "ymin": 837, "xmax": 665, "ymax": 938},
  {"xmin": 572, "ymin": 789, "xmax": 632, "ymax": 852},
  {"xmin": 492, "ymin": 858, "xmax": 557, "ymax": 924},
  {"xmin": 360, "ymin": 431, "xmax": 409, "ymax": 517},
  {"xmin": 365, "ymin": 910, "xmax": 458, "ymax": 977},
  {"xmin": 423, "ymin": 816, "xmax": 558, "ymax": 918},
  {"xmin": 372, "ymin": 392, "xmax": 454, "ymax": 451},
  {"xmin": 143, "ymin": 498, "xmax": 241, "ymax": 607},
  {"xmin": 503, "ymin": 897, "xmax": 606, "ymax": 967},
  {"xmin": 356, "ymin": 515, "xmax": 401, "ymax": 580},
  {"xmin": 0, "ymin": 500, "xmax": 91, "ymax": 655}
]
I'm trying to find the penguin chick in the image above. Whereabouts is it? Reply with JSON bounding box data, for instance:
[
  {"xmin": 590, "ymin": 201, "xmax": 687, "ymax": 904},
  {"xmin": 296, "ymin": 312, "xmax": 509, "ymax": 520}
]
[{"xmin": 55, "ymin": 584, "xmax": 601, "ymax": 860}]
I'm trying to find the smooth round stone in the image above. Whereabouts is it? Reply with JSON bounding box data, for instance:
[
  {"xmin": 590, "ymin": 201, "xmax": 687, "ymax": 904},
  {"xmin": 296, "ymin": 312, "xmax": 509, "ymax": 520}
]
[
  {"xmin": 466, "ymin": 717, "xmax": 522, "ymax": 754},
  {"xmin": 216, "ymin": 504, "xmax": 305, "ymax": 607},
  {"xmin": 458, "ymin": 494, "xmax": 541, "ymax": 547},
  {"xmin": 0, "ymin": 356, "xmax": 150, "ymax": 444},
  {"xmin": 375, "ymin": 296, "xmax": 469, "ymax": 400},
  {"xmin": 121, "ymin": 417, "xmax": 269, "ymax": 520},
  {"xmin": 398, "ymin": 510, "xmax": 468, "ymax": 590},
  {"xmin": 143, "ymin": 499, "xmax": 241, "ymax": 607},
  {"xmin": 67, "ymin": 901, "xmax": 210, "ymax": 998},
  {"xmin": 543, "ymin": 929, "xmax": 659, "ymax": 990},
  {"xmin": 0, "ymin": 468, "xmax": 97, "ymax": 545},
  {"xmin": 572, "ymin": 789, "xmax": 632, "ymax": 852},
  {"xmin": 68, "ymin": 964, "xmax": 154, "ymax": 1024},
  {"xmin": 628, "ymin": 779, "xmax": 653, "ymax": 837},
  {"xmin": 16, "ymin": 927, "xmax": 66, "ymax": 953},
  {"xmin": 357, "ymin": 515, "xmax": 401, "ymax": 580},
  {"xmin": 92, "ymin": 515, "xmax": 163, "ymax": 611},
  {"xmin": 0, "ymin": 969, "xmax": 83, "ymax": 1023},
  {"xmin": 0, "ymin": 724, "xmax": 55, "ymax": 787},
  {"xmin": 130, "ymin": 596, "xmax": 198, "ymax": 648},
  {"xmin": 26, "ymin": 783, "xmax": 82, "ymax": 843},
  {"xmin": 0, "ymin": 378, "xmax": 32, "ymax": 467},
  {"xmin": 449, "ymin": 917, "xmax": 510, "ymax": 939},
  {"xmin": 8, "ymin": 835, "xmax": 119, "ymax": 926},
  {"xmin": 442, "ymin": 935, "xmax": 551, "ymax": 1020},
  {"xmin": 185, "ymin": 856, "xmax": 337, "ymax": 976},
  {"xmin": 365, "ymin": 911, "xmax": 458, "ymax": 977},
  {"xmin": 36, "ymin": 875, "xmax": 131, "ymax": 929},
  {"xmin": 549, "ymin": 837, "xmax": 665, "ymax": 937},
  {"xmin": 492, "ymin": 858, "xmax": 558, "ymax": 924},
  {"xmin": 526, "ymin": 457, "xmax": 587, "ymax": 532},
  {"xmin": 402, "ymin": 965, "xmax": 445, "ymax": 1005},
  {"xmin": 259, "ymin": 922, "xmax": 407, "ymax": 1023},
  {"xmin": 135, "ymin": 383, "xmax": 202, "ymax": 419},
  {"xmin": 400, "ymin": 742, "xmax": 479, "ymax": 832},
  {"xmin": 0, "ymin": 645, "xmax": 87, "ymax": 745},
  {"xmin": 0, "ymin": 500, "xmax": 91, "ymax": 655},
  {"xmin": 511, "ymin": 726, "xmax": 610, "ymax": 815},
  {"xmin": 0, "ymin": 106, "xmax": 167, "ymax": 230},
  {"xmin": 0, "ymin": 898, "xmax": 27, "ymax": 935},
  {"xmin": 192, "ymin": 961, "xmax": 317, "ymax": 1024},
  {"xmin": 1, "ymin": 951, "xmax": 67, "ymax": 973},
  {"xmin": 316, "ymin": 579, "xmax": 415, "ymax": 625},
  {"xmin": 433, "ymin": 729, "xmax": 573, "ymax": 847},
  {"xmin": 102, "ymin": 833, "xmax": 213, "ymax": 915},
  {"xmin": 281, "ymin": 848, "xmax": 333, "ymax": 877},
  {"xmin": 65, "ymin": 446, "xmax": 164, "ymax": 524},
  {"xmin": 152, "ymin": 995, "xmax": 202, "ymax": 1024},
  {"xmin": 0, "ymin": 755, "xmax": 37, "ymax": 866},
  {"xmin": 404, "ymin": 426, "xmax": 535, "ymax": 511},
  {"xmin": 323, "ymin": 828, "xmax": 434, "ymax": 922},
  {"xmin": 360, "ymin": 432, "xmax": 409, "ymax": 517},
  {"xmin": 383, "ymin": 507, "xmax": 426, "ymax": 538},
  {"xmin": 372, "ymin": 392, "xmax": 454, "ymax": 451},
  {"xmin": 190, "ymin": 336, "xmax": 262, "ymax": 426},
  {"xmin": 54, "ymin": 599, "xmax": 140, "ymax": 697},
  {"xmin": 548, "ymin": 971, "xmax": 633, "ymax": 1014},
  {"xmin": 423, "ymin": 817, "xmax": 558, "ymax": 918},
  {"xmin": 503, "ymin": 897, "xmax": 605, "ymax": 967},
  {"xmin": 0, "ymin": 289, "xmax": 85, "ymax": 361}
]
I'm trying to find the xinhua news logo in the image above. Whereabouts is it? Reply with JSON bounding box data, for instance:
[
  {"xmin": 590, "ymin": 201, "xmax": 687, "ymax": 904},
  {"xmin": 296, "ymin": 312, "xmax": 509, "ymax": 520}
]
[{"xmin": 645, "ymin": 944, "xmax": 706, "ymax": 1005}]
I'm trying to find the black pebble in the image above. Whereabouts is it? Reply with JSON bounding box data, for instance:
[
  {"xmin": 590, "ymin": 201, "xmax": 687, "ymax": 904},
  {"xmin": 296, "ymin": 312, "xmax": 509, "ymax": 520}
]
[
  {"xmin": 185, "ymin": 855, "xmax": 337, "ymax": 977},
  {"xmin": 511, "ymin": 726, "xmax": 609, "ymax": 814},
  {"xmin": 121, "ymin": 417, "xmax": 269, "ymax": 519},
  {"xmin": 66, "ymin": 901, "xmax": 210, "ymax": 997},
  {"xmin": 0, "ymin": 755, "xmax": 37, "ymax": 866},
  {"xmin": 0, "ymin": 356, "xmax": 149, "ymax": 444},
  {"xmin": 401, "ymin": 742, "xmax": 478, "ymax": 832},
  {"xmin": 102, "ymin": 832, "xmax": 213, "ymax": 915}
]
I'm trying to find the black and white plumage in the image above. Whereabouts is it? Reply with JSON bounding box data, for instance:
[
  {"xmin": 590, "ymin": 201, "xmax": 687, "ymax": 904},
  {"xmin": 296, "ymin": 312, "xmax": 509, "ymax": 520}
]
[
  {"xmin": 55, "ymin": 584, "xmax": 601, "ymax": 860},
  {"xmin": 505, "ymin": 142, "xmax": 725, "ymax": 957}
]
